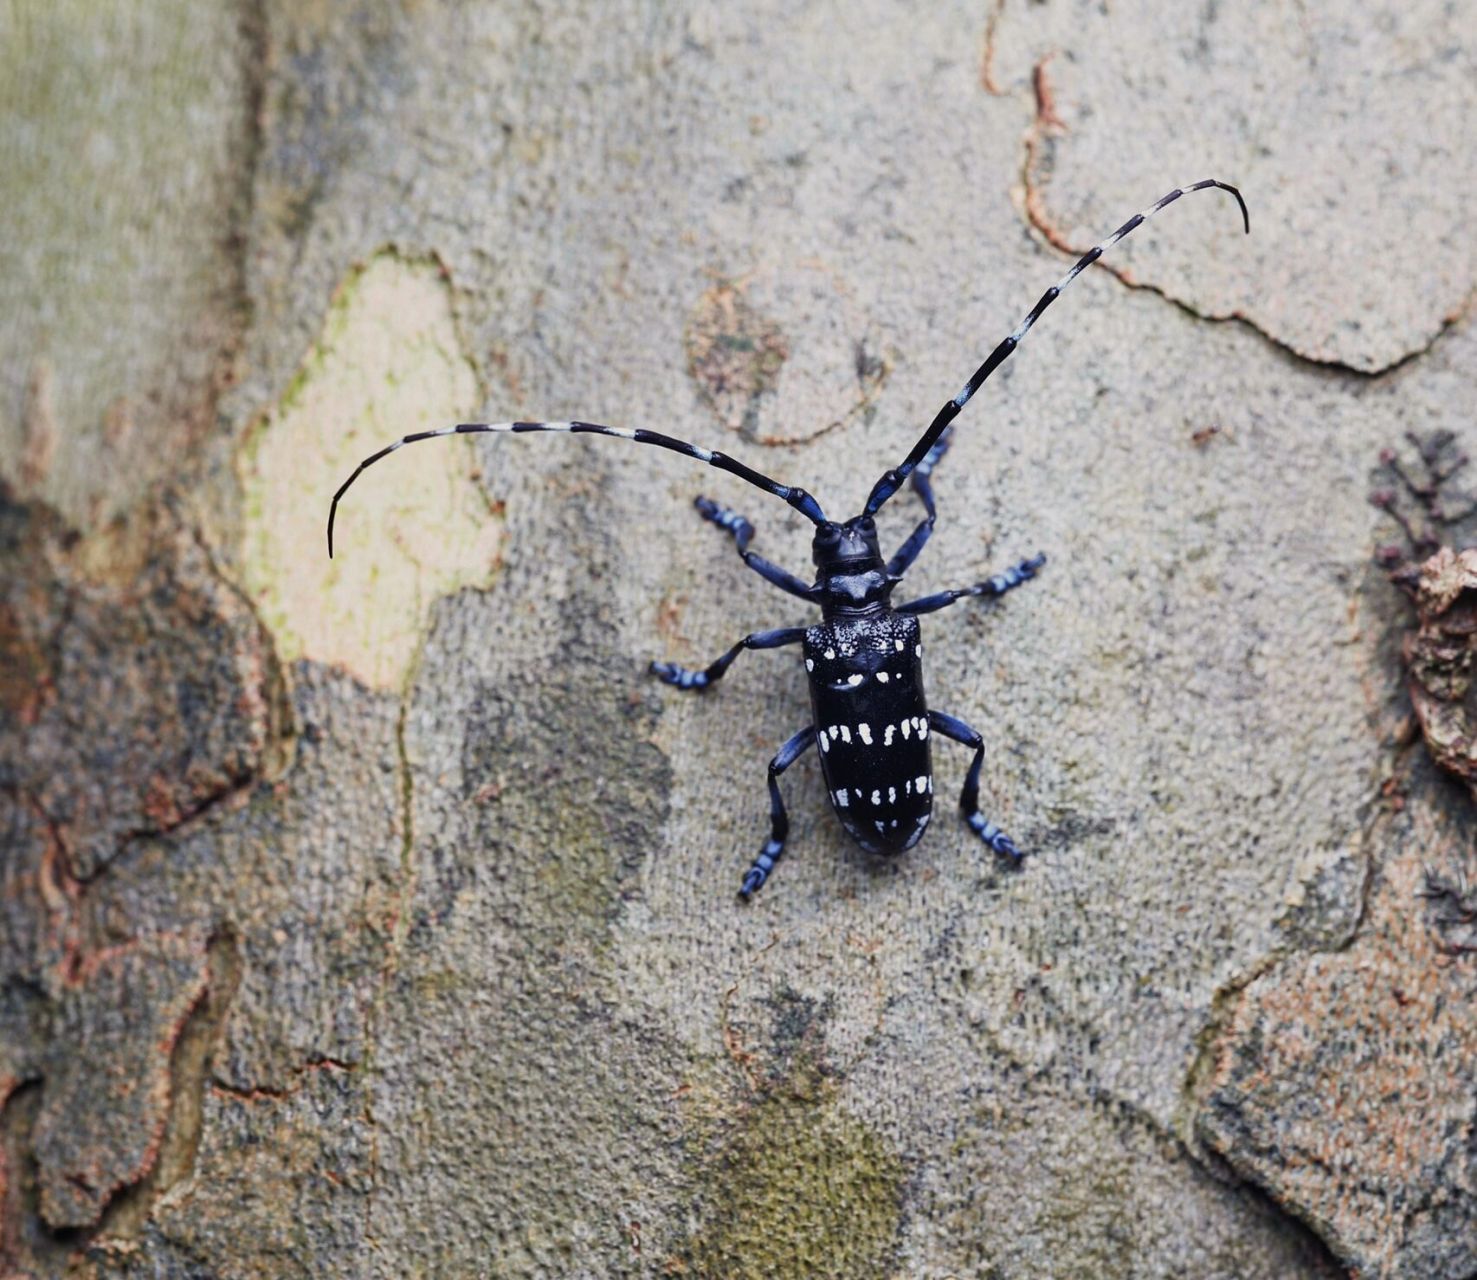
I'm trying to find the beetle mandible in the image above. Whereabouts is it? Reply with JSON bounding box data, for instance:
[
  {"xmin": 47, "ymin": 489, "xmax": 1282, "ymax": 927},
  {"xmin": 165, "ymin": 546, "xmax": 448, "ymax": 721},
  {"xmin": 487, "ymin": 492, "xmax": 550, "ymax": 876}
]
[{"xmin": 328, "ymin": 180, "xmax": 1249, "ymax": 898}]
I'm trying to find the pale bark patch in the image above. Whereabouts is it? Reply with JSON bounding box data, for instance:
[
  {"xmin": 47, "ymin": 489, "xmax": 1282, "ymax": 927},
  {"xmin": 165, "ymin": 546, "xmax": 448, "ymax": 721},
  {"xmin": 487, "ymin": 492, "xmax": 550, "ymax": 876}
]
[{"xmin": 239, "ymin": 254, "xmax": 499, "ymax": 691}]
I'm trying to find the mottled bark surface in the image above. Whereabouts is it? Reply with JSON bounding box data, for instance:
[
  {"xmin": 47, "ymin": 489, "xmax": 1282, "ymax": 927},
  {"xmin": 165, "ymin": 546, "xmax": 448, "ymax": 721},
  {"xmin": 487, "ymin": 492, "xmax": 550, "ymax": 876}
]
[{"xmin": 2, "ymin": 2, "xmax": 1474, "ymax": 1276}]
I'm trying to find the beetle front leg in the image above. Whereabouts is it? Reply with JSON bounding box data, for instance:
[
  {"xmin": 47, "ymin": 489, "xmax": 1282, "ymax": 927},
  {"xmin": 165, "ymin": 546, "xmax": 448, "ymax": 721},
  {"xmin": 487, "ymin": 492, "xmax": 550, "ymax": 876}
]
[
  {"xmin": 896, "ymin": 552, "xmax": 1046, "ymax": 616},
  {"xmin": 885, "ymin": 427, "xmax": 953, "ymax": 578},
  {"xmin": 927, "ymin": 710, "xmax": 1023, "ymax": 864},
  {"xmin": 651, "ymin": 626, "xmax": 806, "ymax": 691},
  {"xmin": 694, "ymin": 496, "xmax": 818, "ymax": 601},
  {"xmin": 740, "ymin": 725, "xmax": 816, "ymax": 899}
]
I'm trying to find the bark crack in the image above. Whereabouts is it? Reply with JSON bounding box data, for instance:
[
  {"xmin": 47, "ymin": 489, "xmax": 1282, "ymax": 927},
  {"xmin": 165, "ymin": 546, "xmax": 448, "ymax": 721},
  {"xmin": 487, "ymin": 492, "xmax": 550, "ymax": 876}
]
[
  {"xmin": 978, "ymin": 0, "xmax": 1008, "ymax": 97},
  {"xmin": 85, "ymin": 928, "xmax": 242, "ymax": 1243},
  {"xmin": 209, "ymin": 1055, "xmax": 355, "ymax": 1106},
  {"xmin": 361, "ymin": 635, "xmax": 426, "ymax": 1250}
]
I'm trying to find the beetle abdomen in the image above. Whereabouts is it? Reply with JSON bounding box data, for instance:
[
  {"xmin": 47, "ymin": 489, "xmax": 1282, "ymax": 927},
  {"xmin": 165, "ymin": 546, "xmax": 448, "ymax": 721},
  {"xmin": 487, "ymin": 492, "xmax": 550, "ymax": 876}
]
[{"xmin": 805, "ymin": 614, "xmax": 933, "ymax": 855}]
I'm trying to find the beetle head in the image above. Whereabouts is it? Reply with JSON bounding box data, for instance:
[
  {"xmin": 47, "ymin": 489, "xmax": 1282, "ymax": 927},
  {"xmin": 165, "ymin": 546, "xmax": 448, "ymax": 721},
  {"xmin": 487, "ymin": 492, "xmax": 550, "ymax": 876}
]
[{"xmin": 811, "ymin": 514, "xmax": 882, "ymax": 571}]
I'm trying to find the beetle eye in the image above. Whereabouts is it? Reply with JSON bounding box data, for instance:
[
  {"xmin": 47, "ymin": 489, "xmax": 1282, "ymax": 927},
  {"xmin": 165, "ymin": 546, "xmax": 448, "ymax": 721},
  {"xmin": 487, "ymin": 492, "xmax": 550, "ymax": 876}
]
[
  {"xmin": 859, "ymin": 517, "xmax": 876, "ymax": 532},
  {"xmin": 817, "ymin": 524, "xmax": 841, "ymax": 542}
]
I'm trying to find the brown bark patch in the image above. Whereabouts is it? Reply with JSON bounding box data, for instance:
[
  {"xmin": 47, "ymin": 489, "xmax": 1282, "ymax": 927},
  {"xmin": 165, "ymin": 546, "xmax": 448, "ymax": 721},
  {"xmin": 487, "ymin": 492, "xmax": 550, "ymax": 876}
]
[
  {"xmin": 685, "ymin": 263, "xmax": 887, "ymax": 447},
  {"xmin": 0, "ymin": 488, "xmax": 287, "ymax": 881},
  {"xmin": 32, "ymin": 931, "xmax": 211, "ymax": 1230},
  {"xmin": 1197, "ymin": 792, "xmax": 1477, "ymax": 1278},
  {"xmin": 1404, "ymin": 548, "xmax": 1477, "ymax": 792}
]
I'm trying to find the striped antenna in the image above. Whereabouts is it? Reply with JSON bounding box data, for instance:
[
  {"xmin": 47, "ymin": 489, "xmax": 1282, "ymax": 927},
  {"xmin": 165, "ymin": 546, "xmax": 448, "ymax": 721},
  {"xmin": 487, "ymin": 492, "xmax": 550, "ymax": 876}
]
[
  {"xmin": 327, "ymin": 419, "xmax": 827, "ymax": 557},
  {"xmin": 863, "ymin": 180, "xmax": 1249, "ymax": 517}
]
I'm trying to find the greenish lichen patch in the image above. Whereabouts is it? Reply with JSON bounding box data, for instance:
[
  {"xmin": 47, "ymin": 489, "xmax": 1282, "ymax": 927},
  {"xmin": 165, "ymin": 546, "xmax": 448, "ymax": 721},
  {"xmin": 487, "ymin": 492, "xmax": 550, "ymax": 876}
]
[
  {"xmin": 238, "ymin": 253, "xmax": 499, "ymax": 691},
  {"xmin": 680, "ymin": 1093, "xmax": 904, "ymax": 1280},
  {"xmin": 678, "ymin": 989, "xmax": 902, "ymax": 1280},
  {"xmin": 456, "ymin": 636, "xmax": 672, "ymax": 942},
  {"xmin": 0, "ymin": 0, "xmax": 251, "ymax": 527}
]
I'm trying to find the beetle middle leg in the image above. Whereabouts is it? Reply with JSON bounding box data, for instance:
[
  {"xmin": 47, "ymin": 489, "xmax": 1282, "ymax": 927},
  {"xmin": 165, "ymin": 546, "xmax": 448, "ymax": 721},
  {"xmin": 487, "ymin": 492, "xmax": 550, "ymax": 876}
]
[
  {"xmin": 651, "ymin": 626, "xmax": 806, "ymax": 690},
  {"xmin": 927, "ymin": 710, "xmax": 1023, "ymax": 863},
  {"xmin": 896, "ymin": 552, "xmax": 1047, "ymax": 617},
  {"xmin": 740, "ymin": 725, "xmax": 817, "ymax": 899},
  {"xmin": 693, "ymin": 496, "xmax": 817, "ymax": 600}
]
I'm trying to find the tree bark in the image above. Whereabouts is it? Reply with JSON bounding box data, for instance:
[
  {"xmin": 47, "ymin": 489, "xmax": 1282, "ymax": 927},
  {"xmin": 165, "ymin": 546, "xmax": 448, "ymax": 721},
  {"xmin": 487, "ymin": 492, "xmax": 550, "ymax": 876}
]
[{"xmin": 3, "ymin": 2, "xmax": 1475, "ymax": 1276}]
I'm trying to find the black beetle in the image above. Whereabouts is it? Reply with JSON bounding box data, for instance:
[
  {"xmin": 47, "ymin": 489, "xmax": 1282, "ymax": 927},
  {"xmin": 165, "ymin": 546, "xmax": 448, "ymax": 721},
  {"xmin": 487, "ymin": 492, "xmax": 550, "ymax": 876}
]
[{"xmin": 328, "ymin": 180, "xmax": 1248, "ymax": 897}]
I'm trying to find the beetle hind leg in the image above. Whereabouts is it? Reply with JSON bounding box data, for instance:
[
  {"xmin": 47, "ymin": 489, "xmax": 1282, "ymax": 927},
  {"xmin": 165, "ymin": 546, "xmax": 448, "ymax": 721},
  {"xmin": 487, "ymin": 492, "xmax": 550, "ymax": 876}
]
[
  {"xmin": 739, "ymin": 725, "xmax": 816, "ymax": 898},
  {"xmin": 928, "ymin": 710, "xmax": 1025, "ymax": 864},
  {"xmin": 966, "ymin": 812, "xmax": 1021, "ymax": 861}
]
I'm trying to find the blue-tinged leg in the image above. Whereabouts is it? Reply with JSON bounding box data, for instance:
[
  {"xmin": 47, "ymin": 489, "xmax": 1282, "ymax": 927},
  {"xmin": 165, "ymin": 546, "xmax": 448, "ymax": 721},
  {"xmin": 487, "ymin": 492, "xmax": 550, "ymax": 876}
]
[
  {"xmin": 928, "ymin": 710, "xmax": 1023, "ymax": 864},
  {"xmin": 651, "ymin": 626, "xmax": 806, "ymax": 691},
  {"xmin": 740, "ymin": 725, "xmax": 817, "ymax": 899},
  {"xmin": 896, "ymin": 552, "xmax": 1046, "ymax": 617},
  {"xmin": 886, "ymin": 427, "xmax": 954, "ymax": 578},
  {"xmin": 695, "ymin": 496, "xmax": 818, "ymax": 601}
]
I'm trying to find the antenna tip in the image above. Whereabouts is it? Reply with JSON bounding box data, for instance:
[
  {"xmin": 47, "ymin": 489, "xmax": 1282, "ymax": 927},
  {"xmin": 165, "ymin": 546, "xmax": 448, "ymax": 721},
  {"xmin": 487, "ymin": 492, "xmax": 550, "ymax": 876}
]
[
  {"xmin": 1226, "ymin": 182, "xmax": 1250, "ymax": 234},
  {"xmin": 1203, "ymin": 179, "xmax": 1249, "ymax": 234}
]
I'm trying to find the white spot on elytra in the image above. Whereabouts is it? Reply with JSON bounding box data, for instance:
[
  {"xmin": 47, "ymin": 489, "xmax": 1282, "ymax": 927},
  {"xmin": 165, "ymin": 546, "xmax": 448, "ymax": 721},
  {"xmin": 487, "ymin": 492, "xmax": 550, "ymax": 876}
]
[
  {"xmin": 916, "ymin": 644, "xmax": 922, "ymax": 656},
  {"xmin": 884, "ymin": 724, "xmax": 895, "ymax": 747},
  {"xmin": 806, "ymin": 658, "xmax": 814, "ymax": 671},
  {"xmin": 858, "ymin": 723, "xmax": 873, "ymax": 745},
  {"xmin": 824, "ymin": 648, "xmax": 835, "ymax": 660},
  {"xmin": 871, "ymin": 790, "xmax": 881, "ymax": 806},
  {"xmin": 839, "ymin": 725, "xmax": 851, "ymax": 744},
  {"xmin": 818, "ymin": 735, "xmax": 828, "ymax": 753},
  {"xmin": 917, "ymin": 717, "xmax": 929, "ymax": 739},
  {"xmin": 877, "ymin": 672, "xmax": 889, "ymax": 683},
  {"xmin": 835, "ymin": 790, "xmax": 848, "ymax": 807},
  {"xmin": 888, "ymin": 786, "xmax": 896, "ymax": 804},
  {"xmin": 894, "ymin": 639, "xmax": 904, "ymax": 651},
  {"xmin": 901, "ymin": 720, "xmax": 912, "ymax": 740},
  {"xmin": 915, "ymin": 775, "xmax": 929, "ymax": 795},
  {"xmin": 847, "ymin": 673, "xmax": 864, "ymax": 687}
]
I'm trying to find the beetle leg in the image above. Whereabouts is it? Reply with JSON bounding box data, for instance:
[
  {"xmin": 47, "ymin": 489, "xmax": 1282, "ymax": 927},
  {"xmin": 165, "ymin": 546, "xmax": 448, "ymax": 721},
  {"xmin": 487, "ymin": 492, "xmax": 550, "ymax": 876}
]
[
  {"xmin": 740, "ymin": 725, "xmax": 817, "ymax": 899},
  {"xmin": 694, "ymin": 496, "xmax": 818, "ymax": 601},
  {"xmin": 895, "ymin": 552, "xmax": 1046, "ymax": 617},
  {"xmin": 885, "ymin": 427, "xmax": 954, "ymax": 578},
  {"xmin": 927, "ymin": 710, "xmax": 1023, "ymax": 864},
  {"xmin": 650, "ymin": 626, "xmax": 806, "ymax": 691}
]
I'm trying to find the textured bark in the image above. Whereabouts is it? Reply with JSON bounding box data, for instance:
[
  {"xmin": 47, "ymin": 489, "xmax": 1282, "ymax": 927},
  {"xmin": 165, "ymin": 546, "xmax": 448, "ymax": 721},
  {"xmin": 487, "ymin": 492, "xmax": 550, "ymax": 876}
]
[{"xmin": 2, "ymin": 2, "xmax": 1474, "ymax": 1276}]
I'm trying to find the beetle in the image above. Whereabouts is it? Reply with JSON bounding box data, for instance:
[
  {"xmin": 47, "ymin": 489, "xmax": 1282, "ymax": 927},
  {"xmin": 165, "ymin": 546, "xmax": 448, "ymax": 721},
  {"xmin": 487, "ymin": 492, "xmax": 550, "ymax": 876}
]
[{"xmin": 329, "ymin": 180, "xmax": 1248, "ymax": 897}]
